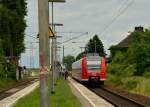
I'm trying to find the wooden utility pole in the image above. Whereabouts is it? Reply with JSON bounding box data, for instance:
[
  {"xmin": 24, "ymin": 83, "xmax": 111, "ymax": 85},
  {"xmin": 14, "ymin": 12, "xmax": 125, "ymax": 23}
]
[{"xmin": 38, "ymin": 0, "xmax": 50, "ymax": 106}]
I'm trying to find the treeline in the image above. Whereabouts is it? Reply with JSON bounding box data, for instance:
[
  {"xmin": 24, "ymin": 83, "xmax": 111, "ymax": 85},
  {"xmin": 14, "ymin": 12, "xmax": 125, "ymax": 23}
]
[
  {"xmin": 76, "ymin": 35, "xmax": 105, "ymax": 60},
  {"xmin": 108, "ymin": 28, "xmax": 150, "ymax": 78},
  {"xmin": 0, "ymin": 0, "xmax": 27, "ymax": 79}
]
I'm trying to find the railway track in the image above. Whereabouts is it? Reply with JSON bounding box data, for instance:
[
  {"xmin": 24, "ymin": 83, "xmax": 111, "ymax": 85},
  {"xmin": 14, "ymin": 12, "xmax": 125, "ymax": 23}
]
[
  {"xmin": 0, "ymin": 78, "xmax": 39, "ymax": 100},
  {"xmin": 72, "ymin": 77, "xmax": 147, "ymax": 107},
  {"xmin": 90, "ymin": 86, "xmax": 146, "ymax": 107}
]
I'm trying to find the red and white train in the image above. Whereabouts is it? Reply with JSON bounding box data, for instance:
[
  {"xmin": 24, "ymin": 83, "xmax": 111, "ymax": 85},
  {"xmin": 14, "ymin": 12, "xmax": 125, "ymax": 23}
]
[{"xmin": 71, "ymin": 54, "xmax": 107, "ymax": 85}]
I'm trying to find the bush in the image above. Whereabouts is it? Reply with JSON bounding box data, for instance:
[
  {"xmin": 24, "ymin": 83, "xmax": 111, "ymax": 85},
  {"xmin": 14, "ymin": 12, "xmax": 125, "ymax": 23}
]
[
  {"xmin": 7, "ymin": 63, "xmax": 17, "ymax": 79},
  {"xmin": 134, "ymin": 77, "xmax": 150, "ymax": 94},
  {"xmin": 0, "ymin": 63, "xmax": 5, "ymax": 77},
  {"xmin": 123, "ymin": 79, "xmax": 138, "ymax": 90},
  {"xmin": 0, "ymin": 50, "xmax": 7, "ymax": 78},
  {"xmin": 131, "ymin": 43, "xmax": 150, "ymax": 75},
  {"xmin": 107, "ymin": 74, "xmax": 123, "ymax": 86},
  {"xmin": 112, "ymin": 51, "xmax": 125, "ymax": 63},
  {"xmin": 143, "ymin": 67, "xmax": 150, "ymax": 78},
  {"xmin": 107, "ymin": 64, "xmax": 121, "ymax": 75},
  {"xmin": 122, "ymin": 64, "xmax": 136, "ymax": 77},
  {"xmin": 109, "ymin": 30, "xmax": 150, "ymax": 77}
]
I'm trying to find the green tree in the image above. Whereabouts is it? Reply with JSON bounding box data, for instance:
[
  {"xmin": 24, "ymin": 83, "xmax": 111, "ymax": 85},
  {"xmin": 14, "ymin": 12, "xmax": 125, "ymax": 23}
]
[
  {"xmin": 76, "ymin": 34, "xmax": 105, "ymax": 60},
  {"xmin": 86, "ymin": 35, "xmax": 105, "ymax": 56},
  {"xmin": 76, "ymin": 51, "xmax": 86, "ymax": 61},
  {"xmin": 127, "ymin": 31, "xmax": 150, "ymax": 75},
  {"xmin": 0, "ymin": 0, "xmax": 27, "ymax": 79},
  {"xmin": 0, "ymin": 39, "xmax": 6, "ymax": 77},
  {"xmin": 108, "ymin": 27, "xmax": 150, "ymax": 77},
  {"xmin": 0, "ymin": 0, "xmax": 26, "ymax": 58},
  {"xmin": 63, "ymin": 55, "xmax": 75, "ymax": 71}
]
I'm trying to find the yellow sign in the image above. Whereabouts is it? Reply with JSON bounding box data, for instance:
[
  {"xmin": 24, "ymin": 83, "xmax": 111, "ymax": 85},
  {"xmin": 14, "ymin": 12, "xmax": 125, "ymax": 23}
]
[
  {"xmin": 48, "ymin": 27, "xmax": 55, "ymax": 38},
  {"xmin": 37, "ymin": 27, "xmax": 55, "ymax": 38}
]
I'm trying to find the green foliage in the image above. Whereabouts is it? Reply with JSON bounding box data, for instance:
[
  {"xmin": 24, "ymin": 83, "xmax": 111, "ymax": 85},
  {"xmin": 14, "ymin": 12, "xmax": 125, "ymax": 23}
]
[
  {"xmin": 0, "ymin": 0, "xmax": 27, "ymax": 79},
  {"xmin": 128, "ymin": 43, "xmax": 150, "ymax": 75},
  {"xmin": 126, "ymin": 31, "xmax": 150, "ymax": 75},
  {"xmin": 14, "ymin": 79, "xmax": 82, "ymax": 107},
  {"xmin": 108, "ymin": 63, "xmax": 123, "ymax": 76},
  {"xmin": 112, "ymin": 51, "xmax": 125, "ymax": 63},
  {"xmin": 106, "ymin": 74, "xmax": 123, "ymax": 86},
  {"xmin": 0, "ymin": 39, "xmax": 7, "ymax": 78},
  {"xmin": 122, "ymin": 79, "xmax": 138, "ymax": 90},
  {"xmin": 143, "ymin": 67, "xmax": 150, "ymax": 78},
  {"xmin": 0, "ymin": 0, "xmax": 26, "ymax": 57},
  {"xmin": 109, "ymin": 45, "xmax": 127, "ymax": 58},
  {"xmin": 0, "ymin": 78, "xmax": 16, "ymax": 88},
  {"xmin": 107, "ymin": 73, "xmax": 150, "ymax": 96},
  {"xmin": 122, "ymin": 64, "xmax": 136, "ymax": 77},
  {"xmin": 76, "ymin": 34, "xmax": 105, "ymax": 60},
  {"xmin": 0, "ymin": 64, "xmax": 5, "ymax": 77},
  {"xmin": 108, "ymin": 51, "xmax": 135, "ymax": 77},
  {"xmin": 107, "ymin": 28, "xmax": 150, "ymax": 96},
  {"xmin": 108, "ymin": 28, "xmax": 150, "ymax": 77},
  {"xmin": 63, "ymin": 55, "xmax": 75, "ymax": 71},
  {"xmin": 7, "ymin": 63, "xmax": 17, "ymax": 79},
  {"xmin": 75, "ymin": 51, "xmax": 86, "ymax": 61},
  {"xmin": 86, "ymin": 35, "xmax": 105, "ymax": 56}
]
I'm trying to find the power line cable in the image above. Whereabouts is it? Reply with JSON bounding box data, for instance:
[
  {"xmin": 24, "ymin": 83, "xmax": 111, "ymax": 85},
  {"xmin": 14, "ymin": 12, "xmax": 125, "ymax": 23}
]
[
  {"xmin": 116, "ymin": 0, "xmax": 129, "ymax": 14},
  {"xmin": 60, "ymin": 32, "xmax": 88, "ymax": 45},
  {"xmin": 26, "ymin": 35, "xmax": 38, "ymax": 39},
  {"xmin": 100, "ymin": 0, "xmax": 134, "ymax": 35}
]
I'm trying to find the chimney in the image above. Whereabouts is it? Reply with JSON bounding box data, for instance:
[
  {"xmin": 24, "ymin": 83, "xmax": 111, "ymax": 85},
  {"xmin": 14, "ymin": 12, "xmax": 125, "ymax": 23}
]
[{"xmin": 135, "ymin": 26, "xmax": 144, "ymax": 32}]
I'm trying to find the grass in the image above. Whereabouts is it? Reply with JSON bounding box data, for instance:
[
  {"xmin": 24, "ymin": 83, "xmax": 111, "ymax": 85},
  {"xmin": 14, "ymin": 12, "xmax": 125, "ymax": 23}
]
[
  {"xmin": 14, "ymin": 88, "xmax": 40, "ymax": 107},
  {"xmin": 106, "ymin": 73, "xmax": 150, "ymax": 97},
  {"xmin": 0, "ymin": 71, "xmax": 38, "ymax": 90},
  {"xmin": 0, "ymin": 78, "xmax": 17, "ymax": 89},
  {"xmin": 28, "ymin": 69, "xmax": 39, "ymax": 77},
  {"xmin": 14, "ymin": 79, "xmax": 82, "ymax": 107}
]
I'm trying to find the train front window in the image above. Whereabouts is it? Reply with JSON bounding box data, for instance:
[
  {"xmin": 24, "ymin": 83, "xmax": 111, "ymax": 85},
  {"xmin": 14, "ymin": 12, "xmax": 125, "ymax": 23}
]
[{"xmin": 87, "ymin": 61, "xmax": 101, "ymax": 72}]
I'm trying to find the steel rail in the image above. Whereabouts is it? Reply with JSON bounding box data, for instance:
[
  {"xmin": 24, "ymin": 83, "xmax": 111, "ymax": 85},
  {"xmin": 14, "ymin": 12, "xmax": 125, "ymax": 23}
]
[
  {"xmin": 90, "ymin": 86, "xmax": 146, "ymax": 107},
  {"xmin": 72, "ymin": 77, "xmax": 146, "ymax": 107}
]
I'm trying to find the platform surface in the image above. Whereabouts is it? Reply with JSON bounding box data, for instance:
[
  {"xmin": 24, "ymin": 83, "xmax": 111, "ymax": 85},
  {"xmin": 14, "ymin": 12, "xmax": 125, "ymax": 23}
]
[
  {"xmin": 0, "ymin": 81, "xmax": 39, "ymax": 107},
  {"xmin": 68, "ymin": 77, "xmax": 114, "ymax": 107}
]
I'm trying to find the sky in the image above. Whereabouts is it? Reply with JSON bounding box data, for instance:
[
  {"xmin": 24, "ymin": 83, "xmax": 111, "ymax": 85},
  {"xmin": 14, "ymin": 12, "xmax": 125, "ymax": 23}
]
[{"xmin": 20, "ymin": 0, "xmax": 150, "ymax": 68}]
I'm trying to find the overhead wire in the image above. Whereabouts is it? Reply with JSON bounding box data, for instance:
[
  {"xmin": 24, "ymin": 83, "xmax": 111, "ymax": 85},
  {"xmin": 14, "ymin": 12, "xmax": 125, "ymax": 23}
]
[
  {"xmin": 60, "ymin": 0, "xmax": 134, "ymax": 46},
  {"xmin": 60, "ymin": 32, "xmax": 88, "ymax": 45},
  {"xmin": 62, "ymin": 0, "xmax": 135, "ymax": 54},
  {"xmin": 100, "ymin": 0, "xmax": 135, "ymax": 35}
]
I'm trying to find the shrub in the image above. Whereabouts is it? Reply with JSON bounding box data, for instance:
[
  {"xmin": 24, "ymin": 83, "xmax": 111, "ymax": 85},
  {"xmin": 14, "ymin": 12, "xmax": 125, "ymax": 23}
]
[
  {"xmin": 7, "ymin": 63, "xmax": 17, "ymax": 79},
  {"xmin": 0, "ymin": 63, "xmax": 5, "ymax": 77},
  {"xmin": 143, "ymin": 67, "xmax": 150, "ymax": 78},
  {"xmin": 134, "ymin": 77, "xmax": 150, "ymax": 94},
  {"xmin": 122, "ymin": 64, "xmax": 136, "ymax": 77},
  {"xmin": 107, "ymin": 63, "xmax": 121, "ymax": 75},
  {"xmin": 123, "ymin": 79, "xmax": 138, "ymax": 90},
  {"xmin": 0, "ymin": 50, "xmax": 7, "ymax": 78},
  {"xmin": 107, "ymin": 74, "xmax": 123, "ymax": 86},
  {"xmin": 112, "ymin": 51, "xmax": 125, "ymax": 63}
]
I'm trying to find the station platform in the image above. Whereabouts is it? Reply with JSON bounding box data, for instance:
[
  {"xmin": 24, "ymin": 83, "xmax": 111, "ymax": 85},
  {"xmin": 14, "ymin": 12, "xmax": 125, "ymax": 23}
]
[
  {"xmin": 68, "ymin": 77, "xmax": 114, "ymax": 107},
  {"xmin": 0, "ymin": 77, "xmax": 113, "ymax": 107},
  {"xmin": 0, "ymin": 81, "xmax": 39, "ymax": 107}
]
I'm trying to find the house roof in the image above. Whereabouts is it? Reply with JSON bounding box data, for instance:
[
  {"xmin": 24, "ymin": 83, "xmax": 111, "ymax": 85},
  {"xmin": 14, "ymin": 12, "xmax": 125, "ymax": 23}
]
[
  {"xmin": 117, "ymin": 35, "xmax": 133, "ymax": 48},
  {"xmin": 109, "ymin": 26, "xmax": 144, "ymax": 49},
  {"xmin": 117, "ymin": 26, "xmax": 144, "ymax": 48}
]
